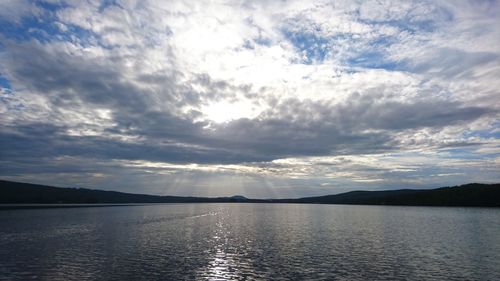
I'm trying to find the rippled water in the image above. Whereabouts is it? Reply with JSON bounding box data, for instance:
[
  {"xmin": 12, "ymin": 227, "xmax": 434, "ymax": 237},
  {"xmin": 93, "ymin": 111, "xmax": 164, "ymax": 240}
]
[{"xmin": 1, "ymin": 204, "xmax": 499, "ymax": 280}]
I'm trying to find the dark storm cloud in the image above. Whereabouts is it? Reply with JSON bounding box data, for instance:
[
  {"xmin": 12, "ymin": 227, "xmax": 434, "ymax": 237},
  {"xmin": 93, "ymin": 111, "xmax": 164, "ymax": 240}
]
[
  {"xmin": 0, "ymin": 90, "xmax": 494, "ymax": 168},
  {"xmin": 207, "ymin": 96, "xmax": 494, "ymax": 158},
  {"xmin": 0, "ymin": 122, "xmax": 266, "ymax": 165},
  {"xmin": 3, "ymin": 40, "xmax": 157, "ymax": 111},
  {"xmin": 332, "ymin": 93, "xmax": 493, "ymax": 130},
  {"xmin": 0, "ymin": 39, "xmax": 495, "ymax": 166}
]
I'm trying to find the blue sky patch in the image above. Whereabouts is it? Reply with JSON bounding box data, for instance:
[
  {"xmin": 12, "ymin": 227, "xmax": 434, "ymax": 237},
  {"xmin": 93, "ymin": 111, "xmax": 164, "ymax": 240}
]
[
  {"xmin": 283, "ymin": 30, "xmax": 331, "ymax": 64},
  {"xmin": 0, "ymin": 75, "xmax": 11, "ymax": 90},
  {"xmin": 346, "ymin": 51, "xmax": 400, "ymax": 70},
  {"xmin": 0, "ymin": 3, "xmax": 97, "ymax": 46}
]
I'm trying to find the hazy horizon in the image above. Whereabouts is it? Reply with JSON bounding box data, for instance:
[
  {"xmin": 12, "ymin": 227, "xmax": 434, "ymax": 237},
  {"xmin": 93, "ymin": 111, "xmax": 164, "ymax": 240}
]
[
  {"xmin": 1, "ymin": 0, "xmax": 499, "ymax": 198},
  {"xmin": 3, "ymin": 179, "xmax": 499, "ymax": 200}
]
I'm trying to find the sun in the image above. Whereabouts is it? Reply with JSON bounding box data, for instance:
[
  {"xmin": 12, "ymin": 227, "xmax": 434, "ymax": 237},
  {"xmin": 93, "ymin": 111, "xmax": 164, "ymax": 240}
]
[{"xmin": 201, "ymin": 100, "xmax": 260, "ymax": 124}]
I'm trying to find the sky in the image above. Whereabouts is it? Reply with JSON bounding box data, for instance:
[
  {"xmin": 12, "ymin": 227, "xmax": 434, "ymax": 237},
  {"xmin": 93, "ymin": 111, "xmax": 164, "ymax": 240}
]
[{"xmin": 0, "ymin": 0, "xmax": 499, "ymax": 198}]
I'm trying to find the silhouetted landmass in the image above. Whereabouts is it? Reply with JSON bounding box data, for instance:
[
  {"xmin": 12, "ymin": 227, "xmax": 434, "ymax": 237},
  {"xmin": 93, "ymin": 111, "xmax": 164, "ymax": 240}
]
[
  {"xmin": 0, "ymin": 180, "xmax": 263, "ymax": 205},
  {"xmin": 274, "ymin": 183, "xmax": 500, "ymax": 207},
  {"xmin": 0, "ymin": 180, "xmax": 499, "ymax": 208}
]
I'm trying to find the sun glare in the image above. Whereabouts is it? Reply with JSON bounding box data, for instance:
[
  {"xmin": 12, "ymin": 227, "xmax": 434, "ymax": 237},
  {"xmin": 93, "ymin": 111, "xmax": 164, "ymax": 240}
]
[{"xmin": 201, "ymin": 100, "xmax": 259, "ymax": 123}]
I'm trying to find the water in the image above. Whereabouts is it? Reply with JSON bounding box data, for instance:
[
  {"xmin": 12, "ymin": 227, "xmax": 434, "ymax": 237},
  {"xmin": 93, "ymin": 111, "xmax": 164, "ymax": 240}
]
[{"xmin": 0, "ymin": 204, "xmax": 499, "ymax": 280}]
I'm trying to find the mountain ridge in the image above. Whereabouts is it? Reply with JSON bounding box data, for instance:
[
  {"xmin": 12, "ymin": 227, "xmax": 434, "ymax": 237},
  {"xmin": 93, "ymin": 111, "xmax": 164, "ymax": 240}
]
[{"xmin": 1, "ymin": 180, "xmax": 499, "ymax": 207}]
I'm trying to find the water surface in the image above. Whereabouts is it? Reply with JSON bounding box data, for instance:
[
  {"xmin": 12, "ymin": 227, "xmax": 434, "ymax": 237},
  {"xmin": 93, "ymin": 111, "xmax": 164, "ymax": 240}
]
[{"xmin": 1, "ymin": 204, "xmax": 499, "ymax": 280}]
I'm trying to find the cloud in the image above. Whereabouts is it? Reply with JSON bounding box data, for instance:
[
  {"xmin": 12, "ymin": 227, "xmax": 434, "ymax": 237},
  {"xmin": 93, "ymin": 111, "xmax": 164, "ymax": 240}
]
[
  {"xmin": 0, "ymin": 0, "xmax": 40, "ymax": 24},
  {"xmin": 0, "ymin": 0, "xmax": 499, "ymax": 197}
]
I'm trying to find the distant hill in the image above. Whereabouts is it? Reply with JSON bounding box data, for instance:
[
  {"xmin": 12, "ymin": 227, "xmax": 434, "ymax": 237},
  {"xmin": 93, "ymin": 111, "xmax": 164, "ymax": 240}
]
[
  {"xmin": 0, "ymin": 180, "xmax": 499, "ymax": 207},
  {"xmin": 0, "ymin": 180, "xmax": 264, "ymax": 205},
  {"xmin": 274, "ymin": 183, "xmax": 500, "ymax": 207}
]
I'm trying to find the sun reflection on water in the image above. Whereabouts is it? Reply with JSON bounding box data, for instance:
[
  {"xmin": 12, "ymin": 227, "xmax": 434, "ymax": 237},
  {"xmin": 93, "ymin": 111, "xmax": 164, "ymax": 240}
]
[{"xmin": 196, "ymin": 211, "xmax": 254, "ymax": 280}]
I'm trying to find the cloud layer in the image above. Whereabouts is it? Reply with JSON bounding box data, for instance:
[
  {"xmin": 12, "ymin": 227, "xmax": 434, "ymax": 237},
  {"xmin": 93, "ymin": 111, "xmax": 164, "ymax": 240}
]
[{"xmin": 1, "ymin": 0, "xmax": 499, "ymax": 197}]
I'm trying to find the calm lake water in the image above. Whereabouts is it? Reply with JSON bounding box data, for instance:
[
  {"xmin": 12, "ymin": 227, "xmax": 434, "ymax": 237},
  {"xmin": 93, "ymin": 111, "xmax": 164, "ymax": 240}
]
[{"xmin": 0, "ymin": 204, "xmax": 499, "ymax": 280}]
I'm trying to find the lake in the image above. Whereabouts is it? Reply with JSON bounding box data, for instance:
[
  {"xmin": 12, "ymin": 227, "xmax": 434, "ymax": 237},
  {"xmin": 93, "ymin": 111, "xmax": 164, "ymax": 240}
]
[{"xmin": 0, "ymin": 204, "xmax": 499, "ymax": 280}]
